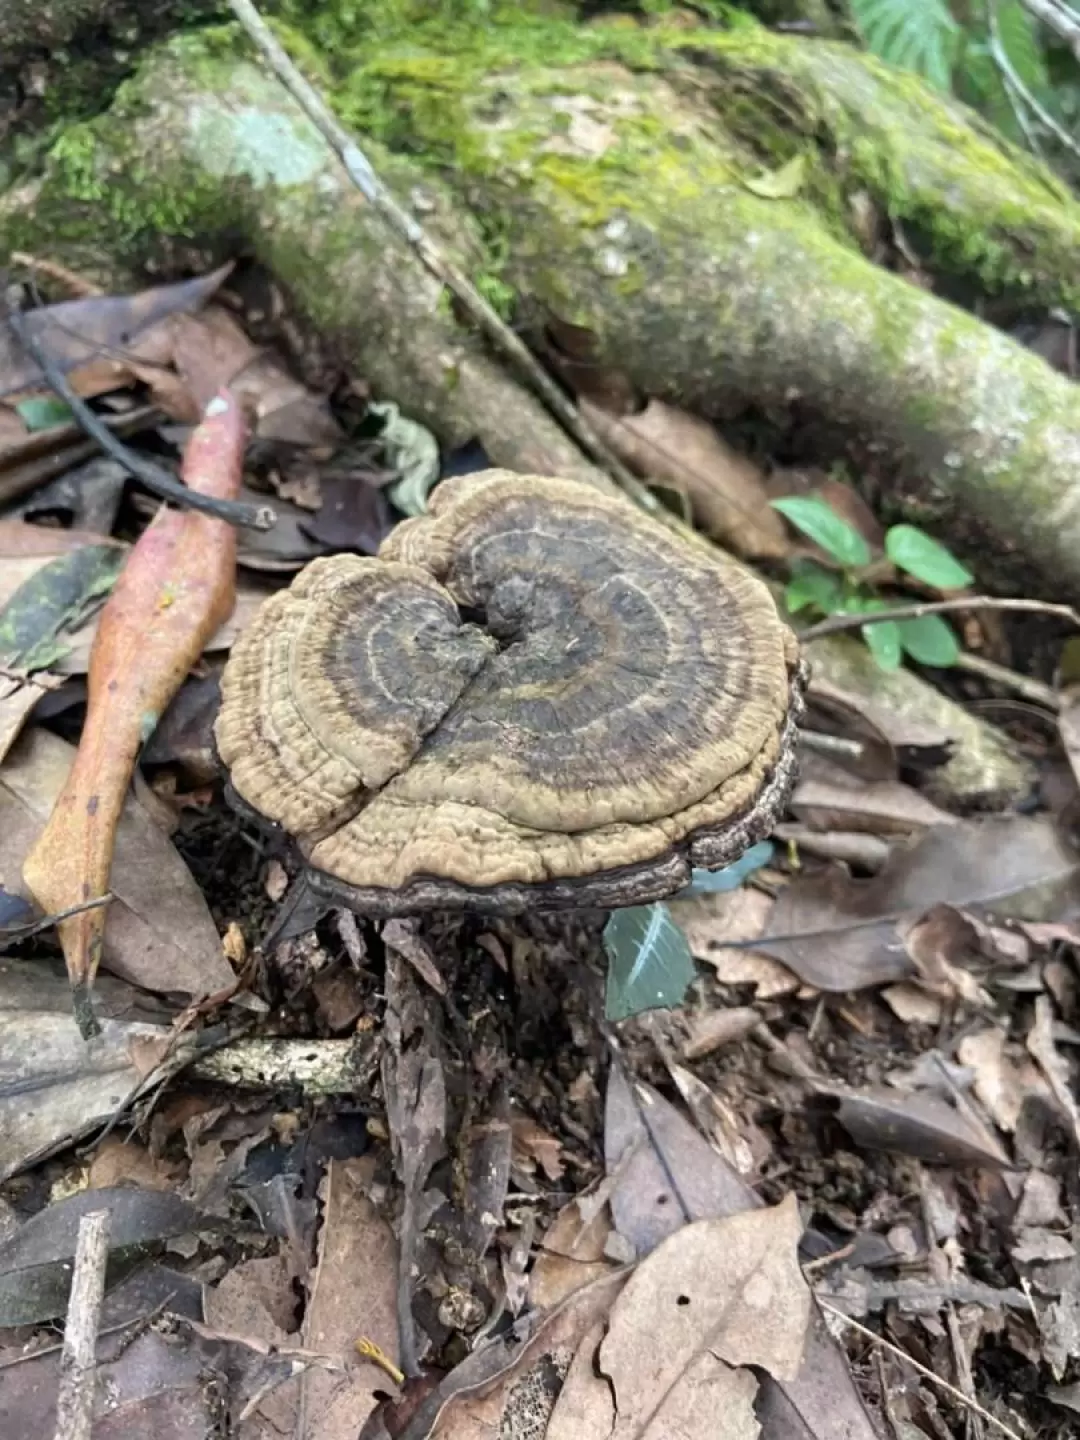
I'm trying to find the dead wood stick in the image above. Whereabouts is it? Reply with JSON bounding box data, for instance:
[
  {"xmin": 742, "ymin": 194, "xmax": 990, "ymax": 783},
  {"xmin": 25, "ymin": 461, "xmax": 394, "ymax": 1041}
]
[
  {"xmin": 225, "ymin": 0, "xmax": 657, "ymax": 514},
  {"xmin": 5, "ymin": 302, "xmax": 273, "ymax": 531},
  {"xmin": 53, "ymin": 1208, "xmax": 111, "ymax": 1440},
  {"xmin": 801, "ymin": 594, "xmax": 1080, "ymax": 641}
]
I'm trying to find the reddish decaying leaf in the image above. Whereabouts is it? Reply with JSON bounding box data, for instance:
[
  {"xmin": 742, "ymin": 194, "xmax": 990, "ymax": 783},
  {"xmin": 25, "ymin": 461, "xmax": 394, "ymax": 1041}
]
[{"xmin": 22, "ymin": 391, "xmax": 247, "ymax": 1020}]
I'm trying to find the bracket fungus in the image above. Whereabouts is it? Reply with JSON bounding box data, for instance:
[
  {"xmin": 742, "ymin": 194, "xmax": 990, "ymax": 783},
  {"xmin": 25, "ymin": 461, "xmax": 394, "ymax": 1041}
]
[{"xmin": 215, "ymin": 471, "xmax": 805, "ymax": 915}]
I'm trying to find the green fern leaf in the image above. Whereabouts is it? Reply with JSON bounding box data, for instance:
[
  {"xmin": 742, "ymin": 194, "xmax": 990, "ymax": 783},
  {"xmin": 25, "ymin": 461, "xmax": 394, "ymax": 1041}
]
[{"xmin": 851, "ymin": 0, "xmax": 960, "ymax": 91}]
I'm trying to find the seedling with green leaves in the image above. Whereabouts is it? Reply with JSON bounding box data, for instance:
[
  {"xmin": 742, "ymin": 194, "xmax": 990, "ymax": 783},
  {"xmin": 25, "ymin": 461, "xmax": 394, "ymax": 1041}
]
[{"xmin": 771, "ymin": 495, "xmax": 973, "ymax": 671}]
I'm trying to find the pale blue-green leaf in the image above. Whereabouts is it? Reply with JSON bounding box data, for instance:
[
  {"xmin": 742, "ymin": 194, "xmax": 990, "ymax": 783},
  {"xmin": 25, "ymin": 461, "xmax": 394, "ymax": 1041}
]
[
  {"xmin": 771, "ymin": 496, "xmax": 871, "ymax": 569},
  {"xmin": 604, "ymin": 903, "xmax": 697, "ymax": 1022},
  {"xmin": 685, "ymin": 841, "xmax": 775, "ymax": 895},
  {"xmin": 373, "ymin": 400, "xmax": 441, "ymax": 517},
  {"xmin": 884, "ymin": 525, "xmax": 972, "ymax": 589},
  {"xmin": 15, "ymin": 396, "xmax": 73, "ymax": 432},
  {"xmin": 898, "ymin": 614, "xmax": 960, "ymax": 667}
]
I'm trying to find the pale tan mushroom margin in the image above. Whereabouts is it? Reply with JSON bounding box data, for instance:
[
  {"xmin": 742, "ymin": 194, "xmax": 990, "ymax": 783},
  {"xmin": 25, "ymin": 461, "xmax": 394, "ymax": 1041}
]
[{"xmin": 215, "ymin": 471, "xmax": 804, "ymax": 914}]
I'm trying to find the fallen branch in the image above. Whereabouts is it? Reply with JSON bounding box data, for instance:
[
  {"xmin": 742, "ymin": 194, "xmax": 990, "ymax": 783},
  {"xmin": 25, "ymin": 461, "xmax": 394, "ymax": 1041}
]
[
  {"xmin": 53, "ymin": 1208, "xmax": 111, "ymax": 1440},
  {"xmin": 6, "ymin": 299, "xmax": 273, "ymax": 531},
  {"xmin": 800, "ymin": 595, "xmax": 1080, "ymax": 641}
]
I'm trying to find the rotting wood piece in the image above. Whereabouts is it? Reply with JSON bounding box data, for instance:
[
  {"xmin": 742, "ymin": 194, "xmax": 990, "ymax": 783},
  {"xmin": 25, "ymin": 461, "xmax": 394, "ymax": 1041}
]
[{"xmin": 215, "ymin": 471, "xmax": 805, "ymax": 914}]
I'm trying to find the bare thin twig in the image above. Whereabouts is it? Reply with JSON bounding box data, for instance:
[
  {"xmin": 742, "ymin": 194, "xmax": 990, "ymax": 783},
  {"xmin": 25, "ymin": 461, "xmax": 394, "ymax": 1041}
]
[
  {"xmin": 1, "ymin": 893, "xmax": 114, "ymax": 947},
  {"xmin": 954, "ymin": 651, "xmax": 1060, "ymax": 709},
  {"xmin": 225, "ymin": 0, "xmax": 658, "ymax": 513},
  {"xmin": 989, "ymin": 1, "xmax": 1080, "ymax": 160},
  {"xmin": 5, "ymin": 302, "xmax": 273, "ymax": 531},
  {"xmin": 817, "ymin": 1301, "xmax": 1027, "ymax": 1440},
  {"xmin": 800, "ymin": 594, "xmax": 1080, "ymax": 642},
  {"xmin": 53, "ymin": 1209, "xmax": 111, "ymax": 1440},
  {"xmin": 1018, "ymin": 0, "xmax": 1080, "ymax": 61}
]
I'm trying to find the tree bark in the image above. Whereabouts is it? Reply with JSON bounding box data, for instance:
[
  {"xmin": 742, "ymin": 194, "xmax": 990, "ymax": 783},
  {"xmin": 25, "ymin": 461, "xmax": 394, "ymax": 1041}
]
[{"xmin": 0, "ymin": 12, "xmax": 1041, "ymax": 804}]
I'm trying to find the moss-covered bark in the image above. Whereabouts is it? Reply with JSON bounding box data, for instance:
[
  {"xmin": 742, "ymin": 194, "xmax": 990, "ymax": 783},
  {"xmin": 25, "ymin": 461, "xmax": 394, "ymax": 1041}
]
[
  {"xmin": 0, "ymin": 22, "xmax": 1036, "ymax": 808},
  {"xmin": 8, "ymin": 12, "xmax": 1080, "ymax": 598}
]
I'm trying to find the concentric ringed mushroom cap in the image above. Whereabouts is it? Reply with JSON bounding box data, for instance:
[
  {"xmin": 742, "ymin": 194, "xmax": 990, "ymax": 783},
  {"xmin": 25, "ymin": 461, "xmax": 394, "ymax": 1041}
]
[{"xmin": 215, "ymin": 470, "xmax": 804, "ymax": 915}]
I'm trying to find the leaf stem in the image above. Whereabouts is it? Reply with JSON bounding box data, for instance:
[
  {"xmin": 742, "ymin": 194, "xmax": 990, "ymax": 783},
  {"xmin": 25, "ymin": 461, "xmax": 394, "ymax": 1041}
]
[{"xmin": 800, "ymin": 595, "xmax": 1080, "ymax": 641}]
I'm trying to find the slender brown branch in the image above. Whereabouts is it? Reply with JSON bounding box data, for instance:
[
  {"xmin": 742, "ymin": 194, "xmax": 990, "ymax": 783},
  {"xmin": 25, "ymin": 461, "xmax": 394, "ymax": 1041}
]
[
  {"xmin": 1, "ymin": 893, "xmax": 114, "ymax": 947},
  {"xmin": 800, "ymin": 595, "xmax": 1080, "ymax": 642},
  {"xmin": 225, "ymin": 0, "xmax": 658, "ymax": 514},
  {"xmin": 6, "ymin": 302, "xmax": 274, "ymax": 531},
  {"xmin": 53, "ymin": 1209, "xmax": 111, "ymax": 1440},
  {"xmin": 816, "ymin": 1301, "xmax": 1027, "ymax": 1440}
]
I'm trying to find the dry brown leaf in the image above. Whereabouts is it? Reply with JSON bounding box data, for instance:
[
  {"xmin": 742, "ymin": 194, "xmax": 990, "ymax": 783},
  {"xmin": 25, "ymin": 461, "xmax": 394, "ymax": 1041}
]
[
  {"xmin": 680, "ymin": 1005, "xmax": 760, "ymax": 1060},
  {"xmin": 299, "ymin": 1157, "xmax": 400, "ymax": 1440},
  {"xmin": 669, "ymin": 888, "xmax": 799, "ymax": 998},
  {"xmin": 0, "ymin": 265, "xmax": 232, "ymax": 398},
  {"xmin": 420, "ymin": 1272, "xmax": 629, "ymax": 1440},
  {"xmin": 87, "ymin": 1136, "xmax": 181, "ymax": 1191},
  {"xmin": 511, "ymin": 1115, "xmax": 565, "ymax": 1181},
  {"xmin": 1, "ymin": 727, "xmax": 232, "ymax": 996},
  {"xmin": 758, "ymin": 817, "xmax": 1080, "ymax": 992},
  {"xmin": 957, "ymin": 1028, "xmax": 1047, "ymax": 1134},
  {"xmin": 791, "ymin": 764, "xmax": 957, "ymax": 836},
  {"xmin": 1015, "ymin": 1170, "xmax": 1064, "ymax": 1230},
  {"xmin": 596, "ymin": 1197, "xmax": 809, "ymax": 1439},
  {"xmin": 530, "ymin": 1198, "xmax": 616, "ymax": 1311},
  {"xmin": 579, "ymin": 397, "xmax": 790, "ymax": 559},
  {"xmin": 603, "ymin": 1074, "xmax": 881, "ymax": 1440},
  {"xmin": 881, "ymin": 983, "xmax": 943, "ymax": 1025},
  {"xmin": 0, "ymin": 955, "xmax": 193, "ymax": 1183},
  {"xmin": 900, "ymin": 904, "xmax": 989, "ymax": 1005},
  {"xmin": 1027, "ymin": 995, "xmax": 1080, "ymax": 1147},
  {"xmin": 832, "ymin": 1085, "xmax": 1010, "ymax": 1168}
]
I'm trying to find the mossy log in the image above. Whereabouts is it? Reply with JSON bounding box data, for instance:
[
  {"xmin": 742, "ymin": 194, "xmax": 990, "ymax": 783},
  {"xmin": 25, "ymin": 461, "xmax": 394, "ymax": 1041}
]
[
  {"xmin": 0, "ymin": 14, "xmax": 1038, "ymax": 805},
  {"xmin": 5, "ymin": 13, "xmax": 1080, "ymax": 596}
]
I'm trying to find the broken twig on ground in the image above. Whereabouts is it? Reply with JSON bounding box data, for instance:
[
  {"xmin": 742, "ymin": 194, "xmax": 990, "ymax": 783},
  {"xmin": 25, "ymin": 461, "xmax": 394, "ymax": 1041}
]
[
  {"xmin": 225, "ymin": 0, "xmax": 657, "ymax": 513},
  {"xmin": 817, "ymin": 1302, "xmax": 1025, "ymax": 1440},
  {"xmin": 5, "ymin": 300, "xmax": 273, "ymax": 531},
  {"xmin": 801, "ymin": 595, "xmax": 1080, "ymax": 641},
  {"xmin": 53, "ymin": 1208, "xmax": 111, "ymax": 1440}
]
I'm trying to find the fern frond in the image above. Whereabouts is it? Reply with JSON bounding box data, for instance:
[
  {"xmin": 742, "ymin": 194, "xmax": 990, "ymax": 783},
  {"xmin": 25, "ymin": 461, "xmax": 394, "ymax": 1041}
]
[{"xmin": 850, "ymin": 0, "xmax": 960, "ymax": 91}]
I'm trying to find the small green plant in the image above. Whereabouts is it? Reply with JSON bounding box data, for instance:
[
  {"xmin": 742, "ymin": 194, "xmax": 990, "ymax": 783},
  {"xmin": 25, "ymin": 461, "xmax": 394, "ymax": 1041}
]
[{"xmin": 771, "ymin": 494, "xmax": 973, "ymax": 671}]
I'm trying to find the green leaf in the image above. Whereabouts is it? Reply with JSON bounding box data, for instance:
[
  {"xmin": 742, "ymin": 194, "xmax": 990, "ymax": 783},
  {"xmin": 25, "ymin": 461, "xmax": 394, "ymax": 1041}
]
[
  {"xmin": 898, "ymin": 614, "xmax": 960, "ymax": 667},
  {"xmin": 862, "ymin": 617, "xmax": 903, "ymax": 671},
  {"xmin": 743, "ymin": 153, "xmax": 806, "ymax": 200},
  {"xmin": 372, "ymin": 400, "xmax": 441, "ymax": 517},
  {"xmin": 685, "ymin": 841, "xmax": 774, "ymax": 895},
  {"xmin": 15, "ymin": 396, "xmax": 74, "ymax": 432},
  {"xmin": 885, "ymin": 525, "xmax": 973, "ymax": 589},
  {"xmin": 771, "ymin": 497, "xmax": 871, "ymax": 569},
  {"xmin": 784, "ymin": 563, "xmax": 843, "ymax": 616},
  {"xmin": 604, "ymin": 903, "xmax": 697, "ymax": 1022},
  {"xmin": 850, "ymin": 0, "xmax": 959, "ymax": 91},
  {"xmin": 0, "ymin": 543, "xmax": 124, "ymax": 674}
]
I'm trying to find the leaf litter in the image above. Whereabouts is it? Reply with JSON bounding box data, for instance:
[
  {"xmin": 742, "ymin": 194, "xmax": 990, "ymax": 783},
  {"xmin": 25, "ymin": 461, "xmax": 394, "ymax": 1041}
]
[{"xmin": 3, "ymin": 252, "xmax": 1080, "ymax": 1440}]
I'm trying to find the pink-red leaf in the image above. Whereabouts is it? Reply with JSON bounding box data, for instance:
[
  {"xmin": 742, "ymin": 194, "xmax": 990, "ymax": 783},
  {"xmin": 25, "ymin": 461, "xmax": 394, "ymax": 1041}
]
[{"xmin": 22, "ymin": 391, "xmax": 247, "ymax": 1028}]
